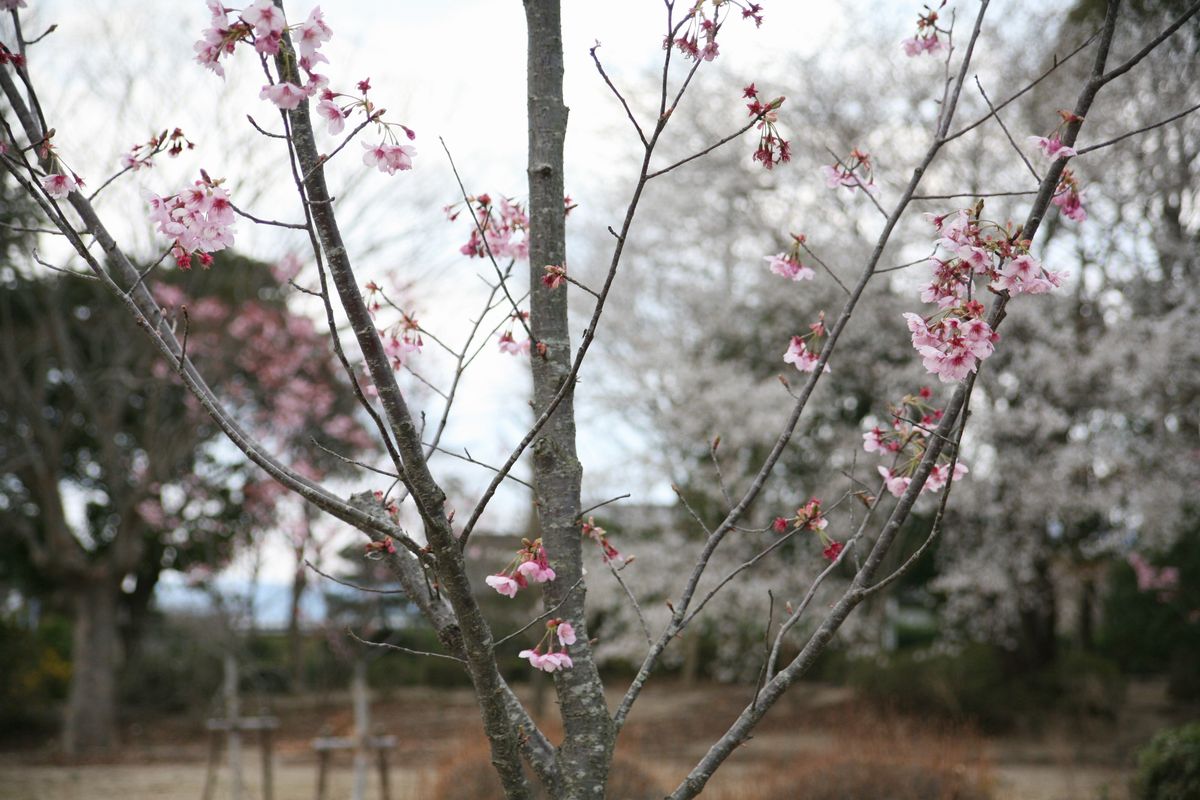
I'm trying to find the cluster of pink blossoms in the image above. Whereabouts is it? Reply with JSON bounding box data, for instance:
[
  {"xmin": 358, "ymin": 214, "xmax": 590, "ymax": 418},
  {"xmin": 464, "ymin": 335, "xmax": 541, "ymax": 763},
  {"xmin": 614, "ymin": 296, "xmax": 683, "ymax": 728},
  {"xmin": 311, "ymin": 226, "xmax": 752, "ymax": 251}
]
[
  {"xmin": 196, "ymin": 3, "xmax": 416, "ymax": 176},
  {"xmin": 901, "ymin": 3, "xmax": 947, "ymax": 57},
  {"xmin": 821, "ymin": 148, "xmax": 879, "ymax": 195},
  {"xmin": 196, "ymin": 1, "xmax": 328, "ymax": 85},
  {"xmin": 1126, "ymin": 552, "xmax": 1180, "ymax": 601},
  {"xmin": 36, "ymin": 134, "xmax": 84, "ymax": 200},
  {"xmin": 669, "ymin": 0, "xmax": 763, "ymax": 61},
  {"xmin": 120, "ymin": 128, "xmax": 194, "ymax": 172},
  {"xmin": 497, "ymin": 312, "xmax": 531, "ymax": 357},
  {"xmin": 743, "ymin": 84, "xmax": 790, "ymax": 169},
  {"xmin": 863, "ymin": 387, "xmax": 969, "ymax": 498},
  {"xmin": 1027, "ymin": 110, "xmax": 1088, "ymax": 219},
  {"xmin": 449, "ymin": 193, "xmax": 531, "ymax": 262},
  {"xmin": 1052, "ymin": 168, "xmax": 1087, "ymax": 222},
  {"xmin": 40, "ymin": 172, "xmax": 80, "ymax": 200},
  {"xmin": 542, "ymin": 263, "xmax": 568, "ymax": 290},
  {"xmin": 146, "ymin": 175, "xmax": 236, "ymax": 269},
  {"xmin": 1027, "ymin": 134, "xmax": 1077, "ymax": 162},
  {"xmin": 764, "ymin": 233, "xmax": 814, "ymax": 282},
  {"xmin": 519, "ymin": 618, "xmax": 577, "ymax": 673},
  {"xmin": 581, "ymin": 517, "xmax": 631, "ymax": 567},
  {"xmin": 350, "ymin": 78, "xmax": 418, "ymax": 174},
  {"xmin": 783, "ymin": 312, "xmax": 830, "ymax": 374},
  {"xmin": 382, "ymin": 313, "xmax": 423, "ymax": 369},
  {"xmin": 485, "ymin": 538, "xmax": 556, "ymax": 598},
  {"xmin": 772, "ymin": 499, "xmax": 843, "ymax": 561},
  {"xmin": 906, "ymin": 207, "xmax": 1065, "ymax": 383},
  {"xmin": 665, "ymin": 0, "xmax": 751, "ymax": 60},
  {"xmin": 361, "ymin": 490, "xmax": 401, "ymax": 557}
]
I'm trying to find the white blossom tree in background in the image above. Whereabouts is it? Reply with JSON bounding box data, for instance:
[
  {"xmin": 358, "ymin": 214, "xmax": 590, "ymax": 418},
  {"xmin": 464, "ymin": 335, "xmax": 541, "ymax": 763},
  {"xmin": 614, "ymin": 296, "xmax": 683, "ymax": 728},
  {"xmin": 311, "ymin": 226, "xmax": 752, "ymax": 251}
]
[{"xmin": 1, "ymin": 0, "xmax": 1197, "ymax": 796}]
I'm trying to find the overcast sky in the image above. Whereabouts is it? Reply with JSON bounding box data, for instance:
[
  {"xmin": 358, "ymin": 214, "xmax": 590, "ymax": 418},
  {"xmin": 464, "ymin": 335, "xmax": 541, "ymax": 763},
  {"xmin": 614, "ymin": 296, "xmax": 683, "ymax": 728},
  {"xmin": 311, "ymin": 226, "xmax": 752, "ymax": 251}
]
[{"xmin": 15, "ymin": 0, "xmax": 914, "ymax": 587}]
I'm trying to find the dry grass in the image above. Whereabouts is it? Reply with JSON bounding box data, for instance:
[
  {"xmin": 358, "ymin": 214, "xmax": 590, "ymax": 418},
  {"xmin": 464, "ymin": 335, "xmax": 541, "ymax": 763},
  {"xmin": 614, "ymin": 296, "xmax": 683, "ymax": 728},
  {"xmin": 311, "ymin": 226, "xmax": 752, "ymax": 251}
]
[{"xmin": 424, "ymin": 705, "xmax": 993, "ymax": 799}]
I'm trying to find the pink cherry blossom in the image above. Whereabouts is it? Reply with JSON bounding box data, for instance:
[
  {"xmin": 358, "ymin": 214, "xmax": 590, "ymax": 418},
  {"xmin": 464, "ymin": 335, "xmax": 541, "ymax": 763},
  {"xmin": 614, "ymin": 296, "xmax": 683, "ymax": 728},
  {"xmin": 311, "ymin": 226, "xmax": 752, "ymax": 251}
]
[
  {"xmin": 1027, "ymin": 135, "xmax": 1077, "ymax": 161},
  {"xmin": 924, "ymin": 461, "xmax": 969, "ymax": 493},
  {"xmin": 783, "ymin": 335, "xmax": 826, "ymax": 373},
  {"xmin": 361, "ymin": 141, "xmax": 417, "ymax": 175},
  {"xmin": 878, "ymin": 466, "xmax": 912, "ymax": 498},
  {"xmin": 1127, "ymin": 552, "xmax": 1180, "ymax": 598},
  {"xmin": 40, "ymin": 173, "xmax": 78, "ymax": 199},
  {"xmin": 485, "ymin": 574, "xmax": 520, "ymax": 598},
  {"xmin": 260, "ymin": 82, "xmax": 308, "ymax": 110},
  {"xmin": 796, "ymin": 498, "xmax": 828, "ymax": 531},
  {"xmin": 295, "ymin": 6, "xmax": 332, "ymax": 61},
  {"xmin": 556, "ymin": 621, "xmax": 576, "ymax": 646},
  {"xmin": 517, "ymin": 558, "xmax": 555, "ymax": 584},
  {"xmin": 242, "ymin": 0, "xmax": 284, "ymax": 38},
  {"xmin": 519, "ymin": 648, "xmax": 548, "ymax": 670},
  {"xmin": 862, "ymin": 426, "xmax": 887, "ymax": 454},
  {"xmin": 383, "ymin": 333, "xmax": 421, "ymax": 368},
  {"xmin": 498, "ymin": 331, "xmax": 530, "ymax": 356},
  {"xmin": 765, "ymin": 252, "xmax": 814, "ymax": 281},
  {"xmin": 145, "ymin": 178, "xmax": 236, "ymax": 269},
  {"xmin": 1052, "ymin": 172, "xmax": 1087, "ymax": 222}
]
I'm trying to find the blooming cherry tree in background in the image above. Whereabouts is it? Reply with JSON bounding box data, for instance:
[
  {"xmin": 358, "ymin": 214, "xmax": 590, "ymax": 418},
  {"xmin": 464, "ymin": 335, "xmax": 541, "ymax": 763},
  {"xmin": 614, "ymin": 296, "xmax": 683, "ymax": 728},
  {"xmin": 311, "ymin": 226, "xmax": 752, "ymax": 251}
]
[{"xmin": 1, "ymin": 0, "xmax": 1197, "ymax": 795}]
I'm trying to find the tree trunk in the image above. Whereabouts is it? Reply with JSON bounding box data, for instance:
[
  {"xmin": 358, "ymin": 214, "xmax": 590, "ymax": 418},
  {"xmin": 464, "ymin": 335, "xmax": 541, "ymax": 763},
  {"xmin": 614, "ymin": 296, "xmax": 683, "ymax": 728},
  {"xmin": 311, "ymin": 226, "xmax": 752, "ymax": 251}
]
[
  {"xmin": 63, "ymin": 576, "xmax": 120, "ymax": 754},
  {"xmin": 525, "ymin": 0, "xmax": 615, "ymax": 796},
  {"xmin": 1078, "ymin": 573, "xmax": 1095, "ymax": 651},
  {"xmin": 1016, "ymin": 557, "xmax": 1058, "ymax": 671},
  {"xmin": 287, "ymin": 550, "xmax": 307, "ymax": 692}
]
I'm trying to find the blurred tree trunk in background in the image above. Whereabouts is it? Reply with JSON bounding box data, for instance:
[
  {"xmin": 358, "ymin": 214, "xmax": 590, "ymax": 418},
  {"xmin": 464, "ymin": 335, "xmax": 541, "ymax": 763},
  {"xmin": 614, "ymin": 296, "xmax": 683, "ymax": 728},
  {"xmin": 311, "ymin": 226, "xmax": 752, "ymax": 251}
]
[{"xmin": 63, "ymin": 575, "xmax": 119, "ymax": 752}]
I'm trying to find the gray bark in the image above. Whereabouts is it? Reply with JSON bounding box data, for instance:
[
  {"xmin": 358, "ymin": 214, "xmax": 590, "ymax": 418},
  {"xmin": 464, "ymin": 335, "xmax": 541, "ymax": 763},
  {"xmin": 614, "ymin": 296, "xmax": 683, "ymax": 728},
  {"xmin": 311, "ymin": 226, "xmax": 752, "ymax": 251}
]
[
  {"xmin": 524, "ymin": 2, "xmax": 615, "ymax": 797},
  {"xmin": 63, "ymin": 575, "xmax": 119, "ymax": 754}
]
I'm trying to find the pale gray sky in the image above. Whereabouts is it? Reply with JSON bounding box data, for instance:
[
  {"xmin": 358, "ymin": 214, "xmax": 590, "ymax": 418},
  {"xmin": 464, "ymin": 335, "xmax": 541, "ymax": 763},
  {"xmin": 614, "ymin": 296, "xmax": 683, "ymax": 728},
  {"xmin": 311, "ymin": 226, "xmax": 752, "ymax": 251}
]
[{"xmin": 18, "ymin": 0, "xmax": 914, "ymax": 585}]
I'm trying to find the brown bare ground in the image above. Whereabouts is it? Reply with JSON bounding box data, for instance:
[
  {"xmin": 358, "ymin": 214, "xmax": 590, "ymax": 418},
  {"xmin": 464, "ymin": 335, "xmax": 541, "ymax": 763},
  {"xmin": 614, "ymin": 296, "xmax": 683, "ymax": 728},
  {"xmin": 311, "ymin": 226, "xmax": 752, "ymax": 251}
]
[{"xmin": 1, "ymin": 679, "xmax": 1179, "ymax": 799}]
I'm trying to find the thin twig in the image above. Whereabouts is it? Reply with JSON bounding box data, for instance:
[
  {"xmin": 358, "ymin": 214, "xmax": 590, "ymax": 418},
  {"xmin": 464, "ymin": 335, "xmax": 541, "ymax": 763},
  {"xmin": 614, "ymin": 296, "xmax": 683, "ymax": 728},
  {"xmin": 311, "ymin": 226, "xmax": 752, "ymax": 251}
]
[
  {"xmin": 32, "ymin": 250, "xmax": 96, "ymax": 279},
  {"xmin": 578, "ymin": 493, "xmax": 631, "ymax": 519},
  {"xmin": 306, "ymin": 559, "xmax": 407, "ymax": 594},
  {"xmin": 301, "ymin": 116, "xmax": 374, "ymax": 183},
  {"xmin": 975, "ymin": 77, "xmax": 1040, "ymax": 182},
  {"xmin": 246, "ymin": 114, "xmax": 287, "ymax": 139},
  {"xmin": 493, "ymin": 575, "xmax": 587, "ymax": 647},
  {"xmin": 751, "ymin": 591, "xmax": 774, "ymax": 711},
  {"xmin": 709, "ymin": 438, "xmax": 734, "ymax": 511},
  {"xmin": 672, "ymin": 483, "xmax": 713, "ymax": 536},
  {"xmin": 911, "ymin": 189, "xmax": 1039, "ymax": 200},
  {"xmin": 800, "ymin": 242, "xmax": 851, "ymax": 295},
  {"xmin": 422, "ymin": 441, "xmax": 534, "ymax": 490},
  {"xmin": 347, "ymin": 629, "xmax": 466, "ymax": 664},
  {"xmin": 229, "ymin": 200, "xmax": 308, "ymax": 230},
  {"xmin": 590, "ymin": 42, "xmax": 647, "ymax": 148},
  {"xmin": 1076, "ymin": 100, "xmax": 1200, "ymax": 155},
  {"xmin": 944, "ymin": 28, "xmax": 1101, "ymax": 143},
  {"xmin": 310, "ymin": 438, "xmax": 399, "ymax": 479}
]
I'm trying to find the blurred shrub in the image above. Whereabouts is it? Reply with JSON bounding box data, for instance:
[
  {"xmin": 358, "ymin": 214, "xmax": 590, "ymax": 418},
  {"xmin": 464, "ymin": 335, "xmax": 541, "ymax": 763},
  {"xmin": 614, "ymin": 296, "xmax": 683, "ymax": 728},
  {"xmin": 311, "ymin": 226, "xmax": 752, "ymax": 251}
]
[
  {"xmin": 846, "ymin": 643, "xmax": 1124, "ymax": 731},
  {"xmin": 0, "ymin": 612, "xmax": 70, "ymax": 740},
  {"xmin": 754, "ymin": 762, "xmax": 991, "ymax": 800},
  {"xmin": 119, "ymin": 616, "xmax": 222, "ymax": 714},
  {"xmin": 1131, "ymin": 722, "xmax": 1200, "ymax": 800},
  {"xmin": 1100, "ymin": 534, "xmax": 1200, "ymax": 701},
  {"xmin": 704, "ymin": 709, "xmax": 992, "ymax": 800},
  {"xmin": 427, "ymin": 736, "xmax": 663, "ymax": 799}
]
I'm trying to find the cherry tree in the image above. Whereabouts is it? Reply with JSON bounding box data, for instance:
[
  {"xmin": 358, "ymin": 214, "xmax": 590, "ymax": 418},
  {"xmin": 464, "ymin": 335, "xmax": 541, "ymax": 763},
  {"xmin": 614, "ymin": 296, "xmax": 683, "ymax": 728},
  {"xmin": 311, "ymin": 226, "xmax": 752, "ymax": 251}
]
[{"xmin": 1, "ymin": 0, "xmax": 1196, "ymax": 795}]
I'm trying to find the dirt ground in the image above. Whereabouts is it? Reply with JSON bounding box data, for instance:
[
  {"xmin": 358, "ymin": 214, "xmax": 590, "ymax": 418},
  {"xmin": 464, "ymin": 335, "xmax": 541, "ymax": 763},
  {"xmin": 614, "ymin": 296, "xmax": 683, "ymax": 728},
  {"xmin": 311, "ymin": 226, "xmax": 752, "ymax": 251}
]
[{"xmin": 0, "ymin": 679, "xmax": 1183, "ymax": 800}]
